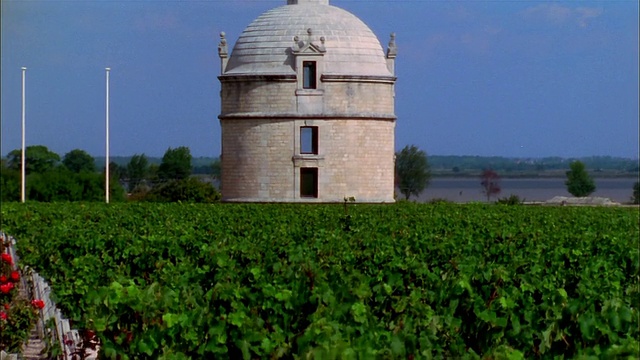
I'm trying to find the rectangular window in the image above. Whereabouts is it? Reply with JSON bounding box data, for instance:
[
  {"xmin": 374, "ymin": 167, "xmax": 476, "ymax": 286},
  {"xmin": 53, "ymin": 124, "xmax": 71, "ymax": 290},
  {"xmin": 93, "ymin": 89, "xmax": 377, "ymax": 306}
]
[
  {"xmin": 303, "ymin": 61, "xmax": 317, "ymax": 89},
  {"xmin": 300, "ymin": 168, "xmax": 318, "ymax": 198},
  {"xmin": 300, "ymin": 126, "xmax": 318, "ymax": 154}
]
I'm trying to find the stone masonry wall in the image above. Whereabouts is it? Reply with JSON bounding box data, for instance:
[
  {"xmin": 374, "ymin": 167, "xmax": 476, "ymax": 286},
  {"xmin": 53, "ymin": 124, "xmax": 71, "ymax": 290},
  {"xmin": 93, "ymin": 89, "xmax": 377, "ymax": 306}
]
[
  {"xmin": 221, "ymin": 118, "xmax": 395, "ymax": 202},
  {"xmin": 220, "ymin": 74, "xmax": 396, "ymax": 202}
]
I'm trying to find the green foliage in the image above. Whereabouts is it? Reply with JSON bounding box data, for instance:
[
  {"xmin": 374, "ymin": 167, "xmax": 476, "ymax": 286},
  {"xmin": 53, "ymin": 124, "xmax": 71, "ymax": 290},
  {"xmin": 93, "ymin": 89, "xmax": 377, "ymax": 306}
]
[
  {"xmin": 0, "ymin": 298, "xmax": 39, "ymax": 352},
  {"xmin": 7, "ymin": 145, "xmax": 60, "ymax": 174},
  {"xmin": 142, "ymin": 178, "xmax": 220, "ymax": 203},
  {"xmin": 27, "ymin": 168, "xmax": 125, "ymax": 202},
  {"xmin": 565, "ymin": 161, "xmax": 596, "ymax": 197},
  {"xmin": 632, "ymin": 181, "xmax": 639, "ymax": 204},
  {"xmin": 0, "ymin": 237, "xmax": 39, "ymax": 353},
  {"xmin": 395, "ymin": 145, "xmax": 431, "ymax": 200},
  {"xmin": 1, "ymin": 203, "xmax": 637, "ymax": 359},
  {"xmin": 427, "ymin": 198, "xmax": 453, "ymax": 204},
  {"xmin": 127, "ymin": 154, "xmax": 150, "ymax": 192},
  {"xmin": 0, "ymin": 162, "xmax": 20, "ymax": 202},
  {"xmin": 211, "ymin": 158, "xmax": 221, "ymax": 182},
  {"xmin": 62, "ymin": 149, "xmax": 96, "ymax": 173},
  {"xmin": 496, "ymin": 194, "xmax": 523, "ymax": 205},
  {"xmin": 158, "ymin": 147, "xmax": 192, "ymax": 181}
]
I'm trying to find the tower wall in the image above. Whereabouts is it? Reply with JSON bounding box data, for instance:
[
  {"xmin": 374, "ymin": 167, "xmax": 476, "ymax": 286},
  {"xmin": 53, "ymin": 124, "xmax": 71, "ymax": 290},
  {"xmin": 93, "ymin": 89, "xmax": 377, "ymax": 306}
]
[
  {"xmin": 218, "ymin": 0, "xmax": 397, "ymax": 203},
  {"xmin": 221, "ymin": 116, "xmax": 395, "ymax": 203}
]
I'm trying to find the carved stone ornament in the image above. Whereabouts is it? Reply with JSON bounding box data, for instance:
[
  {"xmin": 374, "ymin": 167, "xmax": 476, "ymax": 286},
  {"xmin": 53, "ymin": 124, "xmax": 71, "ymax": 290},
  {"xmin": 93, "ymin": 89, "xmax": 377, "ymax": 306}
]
[
  {"xmin": 291, "ymin": 28, "xmax": 326, "ymax": 55},
  {"xmin": 218, "ymin": 32, "xmax": 228, "ymax": 58}
]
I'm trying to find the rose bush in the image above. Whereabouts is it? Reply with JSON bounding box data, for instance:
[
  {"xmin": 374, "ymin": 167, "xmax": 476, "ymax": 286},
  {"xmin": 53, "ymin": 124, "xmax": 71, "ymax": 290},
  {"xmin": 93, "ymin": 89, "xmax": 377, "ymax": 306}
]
[{"xmin": 0, "ymin": 235, "xmax": 43, "ymax": 353}]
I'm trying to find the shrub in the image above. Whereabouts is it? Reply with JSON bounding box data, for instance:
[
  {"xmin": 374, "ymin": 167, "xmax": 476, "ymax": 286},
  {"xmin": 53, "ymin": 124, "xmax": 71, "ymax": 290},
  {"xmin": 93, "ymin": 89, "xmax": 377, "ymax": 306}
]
[
  {"xmin": 496, "ymin": 194, "xmax": 524, "ymax": 205},
  {"xmin": 142, "ymin": 177, "xmax": 220, "ymax": 203},
  {"xmin": 0, "ymin": 237, "xmax": 41, "ymax": 353}
]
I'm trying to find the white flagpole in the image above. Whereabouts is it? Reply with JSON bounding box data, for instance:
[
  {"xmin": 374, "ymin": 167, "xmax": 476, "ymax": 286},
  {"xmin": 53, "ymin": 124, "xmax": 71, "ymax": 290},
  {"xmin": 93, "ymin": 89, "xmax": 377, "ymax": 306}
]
[
  {"xmin": 105, "ymin": 67, "xmax": 111, "ymax": 203},
  {"xmin": 21, "ymin": 67, "xmax": 27, "ymax": 203}
]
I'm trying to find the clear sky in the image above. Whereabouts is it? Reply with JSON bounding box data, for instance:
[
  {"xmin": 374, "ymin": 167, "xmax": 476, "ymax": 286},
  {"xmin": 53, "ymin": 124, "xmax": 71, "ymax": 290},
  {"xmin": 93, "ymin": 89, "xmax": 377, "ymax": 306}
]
[{"xmin": 1, "ymin": 0, "xmax": 638, "ymax": 158}]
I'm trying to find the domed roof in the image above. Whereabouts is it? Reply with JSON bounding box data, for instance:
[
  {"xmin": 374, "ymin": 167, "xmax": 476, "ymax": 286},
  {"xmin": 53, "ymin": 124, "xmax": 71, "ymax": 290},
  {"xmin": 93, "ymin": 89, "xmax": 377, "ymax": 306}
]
[{"xmin": 224, "ymin": 1, "xmax": 392, "ymax": 77}]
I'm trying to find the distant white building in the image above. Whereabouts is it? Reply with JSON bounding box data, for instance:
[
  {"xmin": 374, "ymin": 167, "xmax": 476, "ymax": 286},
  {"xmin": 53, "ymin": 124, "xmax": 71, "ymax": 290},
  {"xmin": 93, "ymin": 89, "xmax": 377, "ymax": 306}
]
[{"xmin": 218, "ymin": 0, "xmax": 397, "ymax": 202}]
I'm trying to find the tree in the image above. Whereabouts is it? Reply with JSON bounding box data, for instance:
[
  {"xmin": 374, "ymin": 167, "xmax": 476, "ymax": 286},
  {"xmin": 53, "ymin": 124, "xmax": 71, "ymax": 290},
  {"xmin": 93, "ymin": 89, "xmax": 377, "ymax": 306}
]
[
  {"xmin": 565, "ymin": 161, "xmax": 595, "ymax": 197},
  {"xmin": 480, "ymin": 169, "xmax": 501, "ymax": 202},
  {"xmin": 211, "ymin": 158, "xmax": 221, "ymax": 181},
  {"xmin": 0, "ymin": 160, "xmax": 20, "ymax": 202},
  {"xmin": 632, "ymin": 181, "xmax": 639, "ymax": 204},
  {"xmin": 126, "ymin": 154, "xmax": 149, "ymax": 191},
  {"xmin": 158, "ymin": 147, "xmax": 192, "ymax": 180},
  {"xmin": 63, "ymin": 149, "xmax": 95, "ymax": 173},
  {"xmin": 27, "ymin": 167, "xmax": 125, "ymax": 202},
  {"xmin": 395, "ymin": 145, "xmax": 431, "ymax": 200},
  {"xmin": 142, "ymin": 178, "xmax": 220, "ymax": 203},
  {"xmin": 7, "ymin": 145, "xmax": 60, "ymax": 174}
]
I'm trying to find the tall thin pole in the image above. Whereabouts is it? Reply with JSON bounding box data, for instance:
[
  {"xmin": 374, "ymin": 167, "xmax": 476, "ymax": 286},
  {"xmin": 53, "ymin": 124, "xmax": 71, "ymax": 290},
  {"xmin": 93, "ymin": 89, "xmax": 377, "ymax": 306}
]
[
  {"xmin": 21, "ymin": 67, "xmax": 26, "ymax": 203},
  {"xmin": 105, "ymin": 68, "xmax": 110, "ymax": 203}
]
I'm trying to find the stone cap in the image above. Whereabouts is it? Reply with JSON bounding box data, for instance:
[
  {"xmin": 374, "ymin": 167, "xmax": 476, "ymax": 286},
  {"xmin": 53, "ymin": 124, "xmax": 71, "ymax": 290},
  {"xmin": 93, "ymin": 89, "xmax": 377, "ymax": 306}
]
[
  {"xmin": 224, "ymin": 3, "xmax": 392, "ymax": 77},
  {"xmin": 288, "ymin": 0, "xmax": 329, "ymax": 4}
]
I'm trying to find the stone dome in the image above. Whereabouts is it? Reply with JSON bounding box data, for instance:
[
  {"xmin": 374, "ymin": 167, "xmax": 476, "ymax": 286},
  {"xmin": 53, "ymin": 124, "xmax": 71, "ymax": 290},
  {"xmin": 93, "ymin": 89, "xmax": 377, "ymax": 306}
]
[{"xmin": 224, "ymin": 1, "xmax": 392, "ymax": 77}]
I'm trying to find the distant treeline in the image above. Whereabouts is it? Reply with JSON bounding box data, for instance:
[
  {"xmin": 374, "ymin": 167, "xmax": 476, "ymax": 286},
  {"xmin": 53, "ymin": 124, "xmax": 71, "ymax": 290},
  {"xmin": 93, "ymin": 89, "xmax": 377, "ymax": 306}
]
[
  {"xmin": 428, "ymin": 155, "xmax": 639, "ymax": 176},
  {"xmin": 96, "ymin": 155, "xmax": 639, "ymax": 177},
  {"xmin": 95, "ymin": 156, "xmax": 219, "ymax": 175}
]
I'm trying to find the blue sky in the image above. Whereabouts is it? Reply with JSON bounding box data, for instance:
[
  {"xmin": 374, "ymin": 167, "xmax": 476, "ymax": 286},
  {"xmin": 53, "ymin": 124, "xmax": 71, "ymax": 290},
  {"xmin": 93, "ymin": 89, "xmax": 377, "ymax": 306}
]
[{"xmin": 1, "ymin": 0, "xmax": 638, "ymax": 158}]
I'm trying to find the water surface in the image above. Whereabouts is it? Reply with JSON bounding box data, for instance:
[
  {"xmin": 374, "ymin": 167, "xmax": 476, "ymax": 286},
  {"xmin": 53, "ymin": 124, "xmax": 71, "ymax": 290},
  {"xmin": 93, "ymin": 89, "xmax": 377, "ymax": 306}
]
[{"xmin": 414, "ymin": 177, "xmax": 637, "ymax": 203}]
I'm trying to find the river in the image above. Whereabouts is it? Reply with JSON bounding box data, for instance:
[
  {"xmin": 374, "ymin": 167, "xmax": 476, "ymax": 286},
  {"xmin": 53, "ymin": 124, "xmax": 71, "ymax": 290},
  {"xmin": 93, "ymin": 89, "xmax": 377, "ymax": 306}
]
[{"xmin": 414, "ymin": 177, "xmax": 638, "ymax": 203}]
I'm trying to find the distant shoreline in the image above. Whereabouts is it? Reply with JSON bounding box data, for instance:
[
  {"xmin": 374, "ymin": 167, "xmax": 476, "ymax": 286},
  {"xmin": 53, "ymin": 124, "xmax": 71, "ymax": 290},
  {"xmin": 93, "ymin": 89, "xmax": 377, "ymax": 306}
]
[
  {"xmin": 431, "ymin": 172, "xmax": 639, "ymax": 179},
  {"xmin": 418, "ymin": 177, "xmax": 637, "ymax": 203}
]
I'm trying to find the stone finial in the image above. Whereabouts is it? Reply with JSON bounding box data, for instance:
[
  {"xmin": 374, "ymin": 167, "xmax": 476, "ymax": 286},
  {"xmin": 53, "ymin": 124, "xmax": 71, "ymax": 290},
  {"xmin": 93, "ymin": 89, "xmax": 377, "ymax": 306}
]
[
  {"xmin": 386, "ymin": 33, "xmax": 397, "ymax": 59},
  {"xmin": 218, "ymin": 32, "xmax": 229, "ymax": 74},
  {"xmin": 386, "ymin": 33, "xmax": 397, "ymax": 75},
  {"xmin": 218, "ymin": 32, "xmax": 228, "ymax": 58},
  {"xmin": 287, "ymin": 0, "xmax": 330, "ymax": 5}
]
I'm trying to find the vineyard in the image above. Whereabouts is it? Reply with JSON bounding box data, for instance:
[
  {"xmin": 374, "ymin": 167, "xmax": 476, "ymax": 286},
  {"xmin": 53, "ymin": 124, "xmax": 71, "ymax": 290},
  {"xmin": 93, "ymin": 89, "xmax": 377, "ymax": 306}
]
[{"xmin": 0, "ymin": 203, "xmax": 638, "ymax": 359}]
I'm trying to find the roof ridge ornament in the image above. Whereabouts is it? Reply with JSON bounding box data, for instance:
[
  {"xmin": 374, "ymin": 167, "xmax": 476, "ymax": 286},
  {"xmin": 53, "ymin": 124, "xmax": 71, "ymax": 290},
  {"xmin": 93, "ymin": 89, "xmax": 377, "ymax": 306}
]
[{"xmin": 292, "ymin": 28, "xmax": 326, "ymax": 54}]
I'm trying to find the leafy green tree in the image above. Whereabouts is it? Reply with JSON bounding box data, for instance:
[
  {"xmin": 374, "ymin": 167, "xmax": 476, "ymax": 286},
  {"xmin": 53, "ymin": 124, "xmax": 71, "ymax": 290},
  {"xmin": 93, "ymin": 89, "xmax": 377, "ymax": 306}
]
[
  {"xmin": 211, "ymin": 158, "xmax": 221, "ymax": 181},
  {"xmin": 27, "ymin": 168, "xmax": 125, "ymax": 202},
  {"xmin": 63, "ymin": 149, "xmax": 96, "ymax": 173},
  {"xmin": 109, "ymin": 161, "xmax": 125, "ymax": 182},
  {"xmin": 480, "ymin": 169, "xmax": 501, "ymax": 202},
  {"xmin": 632, "ymin": 181, "xmax": 639, "ymax": 204},
  {"xmin": 126, "ymin": 154, "xmax": 149, "ymax": 192},
  {"xmin": 28, "ymin": 168, "xmax": 83, "ymax": 201},
  {"xmin": 565, "ymin": 161, "xmax": 596, "ymax": 197},
  {"xmin": 395, "ymin": 145, "xmax": 431, "ymax": 200},
  {"xmin": 158, "ymin": 147, "xmax": 192, "ymax": 180},
  {"xmin": 141, "ymin": 178, "xmax": 220, "ymax": 203},
  {"xmin": 7, "ymin": 145, "xmax": 60, "ymax": 174},
  {"xmin": 0, "ymin": 160, "xmax": 20, "ymax": 202}
]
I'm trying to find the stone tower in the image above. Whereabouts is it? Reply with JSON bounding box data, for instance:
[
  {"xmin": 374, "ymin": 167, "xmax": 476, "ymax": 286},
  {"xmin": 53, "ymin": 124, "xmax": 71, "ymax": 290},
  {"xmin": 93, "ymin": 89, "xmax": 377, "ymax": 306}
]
[{"xmin": 218, "ymin": 0, "xmax": 397, "ymax": 202}]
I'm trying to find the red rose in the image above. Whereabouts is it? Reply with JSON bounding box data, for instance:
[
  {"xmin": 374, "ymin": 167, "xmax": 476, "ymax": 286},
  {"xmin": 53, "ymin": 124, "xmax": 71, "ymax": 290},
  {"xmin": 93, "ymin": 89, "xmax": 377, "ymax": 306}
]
[
  {"xmin": 31, "ymin": 299, "xmax": 45, "ymax": 309},
  {"xmin": 10, "ymin": 271, "xmax": 20, "ymax": 282},
  {"xmin": 0, "ymin": 283, "xmax": 14, "ymax": 294},
  {"xmin": 1, "ymin": 253, "xmax": 12, "ymax": 265},
  {"xmin": 0, "ymin": 311, "xmax": 7, "ymax": 320},
  {"xmin": 0, "ymin": 275, "xmax": 7, "ymax": 283},
  {"xmin": 3, "ymin": 303, "xmax": 9, "ymax": 310}
]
